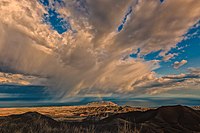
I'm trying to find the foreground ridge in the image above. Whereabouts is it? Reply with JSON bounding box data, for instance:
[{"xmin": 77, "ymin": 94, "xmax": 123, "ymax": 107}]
[{"xmin": 0, "ymin": 105, "xmax": 200, "ymax": 133}]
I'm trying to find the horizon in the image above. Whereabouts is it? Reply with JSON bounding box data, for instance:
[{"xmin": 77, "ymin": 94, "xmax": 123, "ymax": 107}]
[{"xmin": 0, "ymin": 84, "xmax": 200, "ymax": 108}]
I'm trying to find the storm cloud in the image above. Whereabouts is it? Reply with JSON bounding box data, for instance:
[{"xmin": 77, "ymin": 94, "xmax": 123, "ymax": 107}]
[{"xmin": 0, "ymin": 0, "xmax": 200, "ymax": 100}]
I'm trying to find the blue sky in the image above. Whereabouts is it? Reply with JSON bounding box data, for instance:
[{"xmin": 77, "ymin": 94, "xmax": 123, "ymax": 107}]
[
  {"xmin": 39, "ymin": 0, "xmax": 72, "ymax": 34},
  {"xmin": 127, "ymin": 20, "xmax": 200, "ymax": 76},
  {"xmin": 115, "ymin": 0, "xmax": 199, "ymax": 77},
  {"xmin": 155, "ymin": 21, "xmax": 200, "ymax": 75}
]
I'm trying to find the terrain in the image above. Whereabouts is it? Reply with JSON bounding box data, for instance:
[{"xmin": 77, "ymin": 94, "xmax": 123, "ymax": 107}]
[
  {"xmin": 0, "ymin": 102, "xmax": 149, "ymax": 121},
  {"xmin": 0, "ymin": 103, "xmax": 200, "ymax": 133}
]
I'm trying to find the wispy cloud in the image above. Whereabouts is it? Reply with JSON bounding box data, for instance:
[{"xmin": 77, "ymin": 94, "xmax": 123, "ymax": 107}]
[
  {"xmin": 0, "ymin": 72, "xmax": 47, "ymax": 85},
  {"xmin": 132, "ymin": 67, "xmax": 200, "ymax": 96}
]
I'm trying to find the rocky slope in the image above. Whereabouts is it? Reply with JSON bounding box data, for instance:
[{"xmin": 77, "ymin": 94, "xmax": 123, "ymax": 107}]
[
  {"xmin": 97, "ymin": 105, "xmax": 200, "ymax": 133},
  {"xmin": 0, "ymin": 102, "xmax": 149, "ymax": 121}
]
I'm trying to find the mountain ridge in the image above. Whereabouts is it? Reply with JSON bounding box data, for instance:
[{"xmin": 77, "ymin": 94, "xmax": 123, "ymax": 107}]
[{"xmin": 0, "ymin": 105, "xmax": 200, "ymax": 133}]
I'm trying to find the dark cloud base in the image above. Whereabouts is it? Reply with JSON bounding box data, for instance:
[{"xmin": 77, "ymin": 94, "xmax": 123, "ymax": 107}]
[{"xmin": 0, "ymin": 85, "xmax": 200, "ymax": 108}]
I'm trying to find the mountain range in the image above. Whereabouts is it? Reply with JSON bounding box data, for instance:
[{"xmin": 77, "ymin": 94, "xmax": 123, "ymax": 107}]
[{"xmin": 1, "ymin": 105, "xmax": 200, "ymax": 133}]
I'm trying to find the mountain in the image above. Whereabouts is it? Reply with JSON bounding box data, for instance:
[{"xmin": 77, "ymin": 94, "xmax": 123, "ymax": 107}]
[
  {"xmin": 86, "ymin": 101, "xmax": 118, "ymax": 107},
  {"xmin": 98, "ymin": 105, "xmax": 200, "ymax": 133},
  {"xmin": 0, "ymin": 105, "xmax": 200, "ymax": 133}
]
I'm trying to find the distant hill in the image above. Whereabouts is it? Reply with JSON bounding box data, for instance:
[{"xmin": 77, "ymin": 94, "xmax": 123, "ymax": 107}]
[
  {"xmin": 0, "ymin": 105, "xmax": 200, "ymax": 133},
  {"xmin": 86, "ymin": 101, "xmax": 118, "ymax": 107}
]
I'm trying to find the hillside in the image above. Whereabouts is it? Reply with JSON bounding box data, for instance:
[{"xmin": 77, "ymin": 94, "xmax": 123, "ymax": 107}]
[{"xmin": 1, "ymin": 105, "xmax": 200, "ymax": 133}]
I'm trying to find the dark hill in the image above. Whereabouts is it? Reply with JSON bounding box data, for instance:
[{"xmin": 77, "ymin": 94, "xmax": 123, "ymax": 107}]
[
  {"xmin": 98, "ymin": 105, "xmax": 200, "ymax": 133},
  {"xmin": 0, "ymin": 112, "xmax": 63, "ymax": 133},
  {"xmin": 0, "ymin": 105, "xmax": 200, "ymax": 133}
]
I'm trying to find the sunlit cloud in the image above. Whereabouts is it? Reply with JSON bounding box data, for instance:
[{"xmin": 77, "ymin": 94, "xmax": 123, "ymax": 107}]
[
  {"xmin": 0, "ymin": 0, "xmax": 200, "ymax": 100},
  {"xmin": 163, "ymin": 53, "xmax": 178, "ymax": 62},
  {"xmin": 0, "ymin": 72, "xmax": 46, "ymax": 85},
  {"xmin": 173, "ymin": 60, "xmax": 187, "ymax": 69}
]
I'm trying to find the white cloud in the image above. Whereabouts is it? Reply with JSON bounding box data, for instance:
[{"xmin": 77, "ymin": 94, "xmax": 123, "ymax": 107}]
[
  {"xmin": 173, "ymin": 60, "xmax": 187, "ymax": 69},
  {"xmin": 163, "ymin": 53, "xmax": 178, "ymax": 62}
]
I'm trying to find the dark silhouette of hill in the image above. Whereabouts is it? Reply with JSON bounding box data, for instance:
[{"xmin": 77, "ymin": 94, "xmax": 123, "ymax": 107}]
[
  {"xmin": 0, "ymin": 112, "xmax": 64, "ymax": 133},
  {"xmin": 0, "ymin": 105, "xmax": 200, "ymax": 133},
  {"xmin": 97, "ymin": 105, "xmax": 200, "ymax": 133}
]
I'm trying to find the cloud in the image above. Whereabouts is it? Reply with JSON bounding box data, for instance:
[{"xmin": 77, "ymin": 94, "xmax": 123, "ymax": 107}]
[
  {"xmin": 188, "ymin": 67, "xmax": 200, "ymax": 74},
  {"xmin": 0, "ymin": 0, "xmax": 200, "ymax": 99},
  {"xmin": 173, "ymin": 60, "xmax": 187, "ymax": 69},
  {"xmin": 0, "ymin": 72, "xmax": 47, "ymax": 85},
  {"xmin": 132, "ymin": 68, "xmax": 200, "ymax": 96},
  {"xmin": 163, "ymin": 53, "xmax": 178, "ymax": 62},
  {"xmin": 114, "ymin": 0, "xmax": 200, "ymax": 55}
]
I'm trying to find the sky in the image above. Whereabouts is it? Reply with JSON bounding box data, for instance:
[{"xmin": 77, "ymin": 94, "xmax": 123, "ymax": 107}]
[{"xmin": 0, "ymin": 0, "xmax": 200, "ymax": 107}]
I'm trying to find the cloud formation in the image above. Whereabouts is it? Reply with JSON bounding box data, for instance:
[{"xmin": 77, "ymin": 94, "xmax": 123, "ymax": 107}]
[
  {"xmin": 0, "ymin": 0, "xmax": 200, "ymax": 99},
  {"xmin": 0, "ymin": 72, "xmax": 46, "ymax": 85},
  {"xmin": 130, "ymin": 68, "xmax": 200, "ymax": 97}
]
